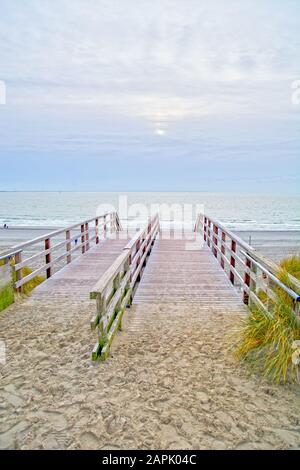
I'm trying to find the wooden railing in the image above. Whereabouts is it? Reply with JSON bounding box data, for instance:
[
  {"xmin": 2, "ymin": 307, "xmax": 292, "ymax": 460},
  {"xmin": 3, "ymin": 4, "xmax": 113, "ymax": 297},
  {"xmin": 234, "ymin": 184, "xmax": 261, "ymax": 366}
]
[
  {"xmin": 90, "ymin": 214, "xmax": 160, "ymax": 361},
  {"xmin": 0, "ymin": 212, "xmax": 122, "ymax": 292},
  {"xmin": 195, "ymin": 214, "xmax": 300, "ymax": 317}
]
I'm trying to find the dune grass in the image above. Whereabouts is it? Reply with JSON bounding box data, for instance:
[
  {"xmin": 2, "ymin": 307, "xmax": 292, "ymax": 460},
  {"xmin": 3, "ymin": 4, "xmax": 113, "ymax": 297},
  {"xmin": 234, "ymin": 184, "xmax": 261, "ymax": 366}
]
[
  {"xmin": 0, "ymin": 283, "xmax": 14, "ymax": 311},
  {"xmin": 14, "ymin": 265, "xmax": 45, "ymax": 295},
  {"xmin": 234, "ymin": 255, "xmax": 300, "ymax": 384},
  {"xmin": 0, "ymin": 260, "xmax": 45, "ymax": 311}
]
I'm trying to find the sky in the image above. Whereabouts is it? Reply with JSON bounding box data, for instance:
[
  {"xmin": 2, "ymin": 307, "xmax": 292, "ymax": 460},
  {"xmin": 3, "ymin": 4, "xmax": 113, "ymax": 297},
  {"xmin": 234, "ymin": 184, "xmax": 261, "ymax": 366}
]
[{"xmin": 0, "ymin": 0, "xmax": 299, "ymax": 193}]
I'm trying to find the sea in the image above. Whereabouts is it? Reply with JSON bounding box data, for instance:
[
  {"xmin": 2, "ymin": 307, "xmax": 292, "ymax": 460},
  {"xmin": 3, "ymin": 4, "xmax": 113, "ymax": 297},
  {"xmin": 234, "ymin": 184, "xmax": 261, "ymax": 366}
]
[
  {"xmin": 0, "ymin": 191, "xmax": 299, "ymax": 231},
  {"xmin": 0, "ymin": 192, "xmax": 299, "ymax": 261}
]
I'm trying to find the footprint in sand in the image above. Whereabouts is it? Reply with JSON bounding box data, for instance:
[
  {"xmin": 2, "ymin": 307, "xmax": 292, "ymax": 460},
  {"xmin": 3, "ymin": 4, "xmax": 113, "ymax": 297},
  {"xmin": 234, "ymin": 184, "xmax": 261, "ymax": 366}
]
[
  {"xmin": 79, "ymin": 431, "xmax": 99, "ymax": 449},
  {"xmin": 41, "ymin": 411, "xmax": 68, "ymax": 431}
]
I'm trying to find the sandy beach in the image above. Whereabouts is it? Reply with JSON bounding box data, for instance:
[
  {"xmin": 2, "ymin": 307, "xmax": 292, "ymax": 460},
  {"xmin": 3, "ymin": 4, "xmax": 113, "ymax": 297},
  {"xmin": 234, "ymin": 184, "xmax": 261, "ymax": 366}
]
[
  {"xmin": 0, "ymin": 293, "xmax": 299, "ymax": 450},
  {"xmin": 1, "ymin": 227, "xmax": 299, "ymax": 262},
  {"xmin": 1, "ymin": 0, "xmax": 300, "ymax": 457},
  {"xmin": 0, "ymin": 225, "xmax": 299, "ymax": 450}
]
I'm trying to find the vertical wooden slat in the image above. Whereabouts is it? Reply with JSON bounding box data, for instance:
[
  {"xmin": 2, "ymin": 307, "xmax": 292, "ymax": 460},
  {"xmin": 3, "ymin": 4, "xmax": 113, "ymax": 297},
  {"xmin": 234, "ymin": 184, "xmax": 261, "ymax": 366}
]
[
  {"xmin": 95, "ymin": 218, "xmax": 99, "ymax": 244},
  {"xmin": 213, "ymin": 224, "xmax": 218, "ymax": 258},
  {"xmin": 85, "ymin": 222, "xmax": 89, "ymax": 251},
  {"xmin": 45, "ymin": 238, "xmax": 52, "ymax": 278},
  {"xmin": 66, "ymin": 230, "xmax": 71, "ymax": 264},
  {"xmin": 249, "ymin": 263, "xmax": 257, "ymax": 308},
  {"xmin": 204, "ymin": 217, "xmax": 207, "ymax": 242},
  {"xmin": 14, "ymin": 251, "xmax": 23, "ymax": 292},
  {"xmin": 104, "ymin": 215, "xmax": 107, "ymax": 239},
  {"xmin": 243, "ymin": 255, "xmax": 251, "ymax": 304},
  {"xmin": 221, "ymin": 231, "xmax": 226, "ymax": 269},
  {"xmin": 97, "ymin": 292, "xmax": 107, "ymax": 338},
  {"xmin": 229, "ymin": 240, "xmax": 236, "ymax": 285},
  {"xmin": 128, "ymin": 253, "xmax": 132, "ymax": 284},
  {"xmin": 207, "ymin": 219, "xmax": 211, "ymax": 247},
  {"xmin": 81, "ymin": 224, "xmax": 85, "ymax": 254}
]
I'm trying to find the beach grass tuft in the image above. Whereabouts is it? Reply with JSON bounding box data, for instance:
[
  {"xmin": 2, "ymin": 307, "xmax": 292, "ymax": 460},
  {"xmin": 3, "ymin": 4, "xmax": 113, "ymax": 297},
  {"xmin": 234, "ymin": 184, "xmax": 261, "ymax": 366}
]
[
  {"xmin": 233, "ymin": 255, "xmax": 300, "ymax": 384},
  {"xmin": 17, "ymin": 266, "xmax": 45, "ymax": 295},
  {"xmin": 0, "ymin": 259, "xmax": 45, "ymax": 310},
  {"xmin": 0, "ymin": 283, "xmax": 14, "ymax": 311}
]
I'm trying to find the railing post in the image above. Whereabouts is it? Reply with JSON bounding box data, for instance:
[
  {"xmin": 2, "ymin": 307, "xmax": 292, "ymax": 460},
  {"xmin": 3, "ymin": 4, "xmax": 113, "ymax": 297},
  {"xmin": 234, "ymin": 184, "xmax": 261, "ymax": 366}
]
[
  {"xmin": 229, "ymin": 240, "xmax": 236, "ymax": 284},
  {"xmin": 204, "ymin": 217, "xmax": 207, "ymax": 242},
  {"xmin": 243, "ymin": 255, "xmax": 251, "ymax": 304},
  {"xmin": 207, "ymin": 219, "xmax": 211, "ymax": 247},
  {"xmin": 115, "ymin": 212, "xmax": 122, "ymax": 231},
  {"xmin": 45, "ymin": 238, "xmax": 52, "ymax": 278},
  {"xmin": 111, "ymin": 212, "xmax": 115, "ymax": 234},
  {"xmin": 125, "ymin": 254, "xmax": 133, "ymax": 307},
  {"xmin": 66, "ymin": 230, "xmax": 71, "ymax": 264},
  {"xmin": 249, "ymin": 263, "xmax": 257, "ymax": 309},
  {"xmin": 85, "ymin": 222, "xmax": 89, "ymax": 251},
  {"xmin": 103, "ymin": 215, "xmax": 107, "ymax": 239},
  {"xmin": 96, "ymin": 292, "xmax": 107, "ymax": 346},
  {"xmin": 221, "ymin": 231, "xmax": 226, "ymax": 269},
  {"xmin": 81, "ymin": 224, "xmax": 85, "ymax": 254},
  {"xmin": 136, "ymin": 239, "xmax": 141, "ymax": 282},
  {"xmin": 113, "ymin": 272, "xmax": 120, "ymax": 293},
  {"xmin": 14, "ymin": 251, "xmax": 23, "ymax": 293},
  {"xmin": 128, "ymin": 252, "xmax": 132, "ymax": 285},
  {"xmin": 213, "ymin": 224, "xmax": 218, "ymax": 258},
  {"xmin": 95, "ymin": 218, "xmax": 99, "ymax": 244}
]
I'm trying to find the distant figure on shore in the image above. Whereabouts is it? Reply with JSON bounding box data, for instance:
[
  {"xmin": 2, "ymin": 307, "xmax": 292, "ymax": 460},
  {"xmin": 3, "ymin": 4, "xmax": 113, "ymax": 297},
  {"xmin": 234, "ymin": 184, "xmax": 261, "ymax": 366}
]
[
  {"xmin": 3, "ymin": 223, "xmax": 8, "ymax": 229},
  {"xmin": 75, "ymin": 238, "xmax": 78, "ymax": 246}
]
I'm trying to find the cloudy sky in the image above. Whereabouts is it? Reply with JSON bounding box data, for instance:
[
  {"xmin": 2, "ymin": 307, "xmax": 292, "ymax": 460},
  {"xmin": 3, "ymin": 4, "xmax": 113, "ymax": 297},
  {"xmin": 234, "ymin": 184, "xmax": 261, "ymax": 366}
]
[{"xmin": 0, "ymin": 0, "xmax": 299, "ymax": 192}]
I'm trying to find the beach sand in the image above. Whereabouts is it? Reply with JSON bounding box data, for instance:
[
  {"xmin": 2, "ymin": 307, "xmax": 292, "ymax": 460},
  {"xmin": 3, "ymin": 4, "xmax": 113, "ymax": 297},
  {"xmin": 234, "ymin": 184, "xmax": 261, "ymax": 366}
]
[
  {"xmin": 0, "ymin": 226, "xmax": 299, "ymax": 449},
  {"xmin": 0, "ymin": 295, "xmax": 299, "ymax": 450},
  {"xmin": 236, "ymin": 230, "xmax": 300, "ymax": 263},
  {"xmin": 1, "ymin": 228, "xmax": 299, "ymax": 262}
]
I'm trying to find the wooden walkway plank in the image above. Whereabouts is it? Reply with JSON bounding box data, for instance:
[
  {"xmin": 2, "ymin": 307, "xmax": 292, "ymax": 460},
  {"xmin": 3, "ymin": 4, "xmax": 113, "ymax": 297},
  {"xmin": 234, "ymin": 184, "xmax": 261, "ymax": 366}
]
[
  {"xmin": 133, "ymin": 232, "xmax": 242, "ymax": 305},
  {"xmin": 29, "ymin": 237, "xmax": 130, "ymax": 301}
]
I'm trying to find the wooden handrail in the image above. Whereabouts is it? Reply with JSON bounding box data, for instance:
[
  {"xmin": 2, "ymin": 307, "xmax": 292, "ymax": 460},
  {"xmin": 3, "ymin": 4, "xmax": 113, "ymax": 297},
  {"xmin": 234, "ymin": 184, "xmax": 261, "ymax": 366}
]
[
  {"xmin": 195, "ymin": 213, "xmax": 300, "ymax": 317},
  {"xmin": 0, "ymin": 248, "xmax": 22, "ymax": 263},
  {"xmin": 90, "ymin": 214, "xmax": 159, "ymax": 361},
  {"xmin": 0, "ymin": 212, "xmax": 120, "ymax": 291},
  {"xmin": 0, "ymin": 213, "xmax": 112, "ymax": 254}
]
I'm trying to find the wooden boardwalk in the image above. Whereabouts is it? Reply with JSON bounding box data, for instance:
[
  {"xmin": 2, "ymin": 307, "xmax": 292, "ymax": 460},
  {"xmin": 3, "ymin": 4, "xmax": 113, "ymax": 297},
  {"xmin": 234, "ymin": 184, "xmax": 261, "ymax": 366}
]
[
  {"xmin": 29, "ymin": 236, "xmax": 130, "ymax": 302},
  {"xmin": 1, "ymin": 222, "xmax": 299, "ymax": 450},
  {"xmin": 133, "ymin": 232, "xmax": 242, "ymax": 306},
  {"xmin": 124, "ymin": 232, "xmax": 246, "ymax": 340}
]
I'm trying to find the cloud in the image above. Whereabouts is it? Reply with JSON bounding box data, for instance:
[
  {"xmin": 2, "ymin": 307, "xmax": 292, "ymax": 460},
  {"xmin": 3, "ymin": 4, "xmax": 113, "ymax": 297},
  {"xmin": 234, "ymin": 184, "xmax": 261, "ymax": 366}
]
[
  {"xmin": 0, "ymin": 0, "xmax": 299, "ymax": 192},
  {"xmin": 0, "ymin": 80, "xmax": 6, "ymax": 104}
]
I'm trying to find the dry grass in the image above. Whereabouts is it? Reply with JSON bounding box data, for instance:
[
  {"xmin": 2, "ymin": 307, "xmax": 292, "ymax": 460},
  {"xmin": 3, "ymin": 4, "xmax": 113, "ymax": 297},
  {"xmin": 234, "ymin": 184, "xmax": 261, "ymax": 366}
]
[
  {"xmin": 234, "ymin": 255, "xmax": 300, "ymax": 385},
  {"xmin": 17, "ymin": 266, "xmax": 45, "ymax": 295},
  {"xmin": 0, "ymin": 260, "xmax": 45, "ymax": 308}
]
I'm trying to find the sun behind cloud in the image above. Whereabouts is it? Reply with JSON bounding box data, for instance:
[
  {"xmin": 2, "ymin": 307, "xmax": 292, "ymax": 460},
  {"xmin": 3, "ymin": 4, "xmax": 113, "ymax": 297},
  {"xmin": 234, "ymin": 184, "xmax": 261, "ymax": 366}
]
[{"xmin": 155, "ymin": 128, "xmax": 166, "ymax": 136}]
